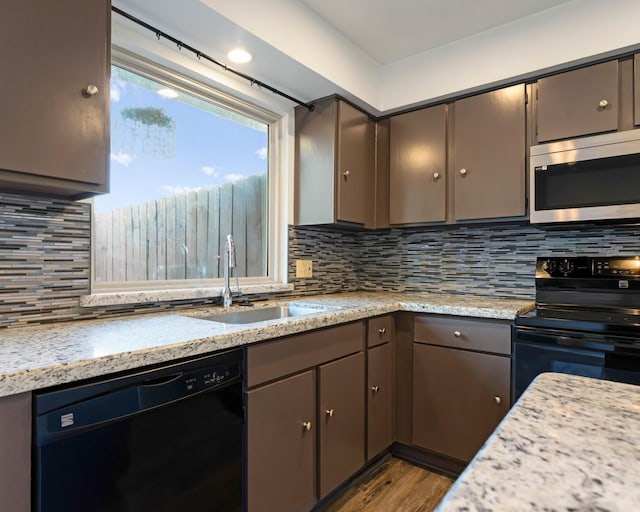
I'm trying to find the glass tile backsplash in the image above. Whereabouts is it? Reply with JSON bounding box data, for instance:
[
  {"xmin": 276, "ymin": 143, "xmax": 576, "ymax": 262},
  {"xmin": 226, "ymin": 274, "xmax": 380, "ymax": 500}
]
[{"xmin": 2, "ymin": 192, "xmax": 639, "ymax": 328}]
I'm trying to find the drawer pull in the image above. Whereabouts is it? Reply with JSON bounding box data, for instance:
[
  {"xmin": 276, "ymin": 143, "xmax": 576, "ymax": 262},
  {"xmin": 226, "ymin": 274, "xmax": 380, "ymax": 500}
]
[
  {"xmin": 302, "ymin": 421, "xmax": 312, "ymax": 432},
  {"xmin": 371, "ymin": 386, "xmax": 380, "ymax": 393},
  {"xmin": 494, "ymin": 396, "xmax": 502, "ymax": 405},
  {"xmin": 453, "ymin": 331, "xmax": 462, "ymax": 338},
  {"xmin": 325, "ymin": 409, "xmax": 335, "ymax": 417},
  {"xmin": 378, "ymin": 327, "xmax": 386, "ymax": 335}
]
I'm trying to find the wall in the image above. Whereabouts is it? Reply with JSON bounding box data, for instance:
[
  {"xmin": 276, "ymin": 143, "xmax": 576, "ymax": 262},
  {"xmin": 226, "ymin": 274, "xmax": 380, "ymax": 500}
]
[
  {"xmin": 0, "ymin": 194, "xmax": 357, "ymax": 329},
  {"xmin": 2, "ymin": 191, "xmax": 640, "ymax": 328},
  {"xmin": 357, "ymin": 223, "xmax": 640, "ymax": 299}
]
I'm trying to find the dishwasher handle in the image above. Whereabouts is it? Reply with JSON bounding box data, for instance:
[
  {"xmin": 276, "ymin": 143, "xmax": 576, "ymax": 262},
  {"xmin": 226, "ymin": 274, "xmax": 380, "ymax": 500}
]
[{"xmin": 36, "ymin": 362, "xmax": 241, "ymax": 445}]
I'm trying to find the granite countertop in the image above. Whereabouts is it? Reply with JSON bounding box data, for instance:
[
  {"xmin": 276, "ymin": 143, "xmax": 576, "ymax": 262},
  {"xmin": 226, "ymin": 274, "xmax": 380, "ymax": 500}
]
[
  {"xmin": 436, "ymin": 373, "xmax": 640, "ymax": 511},
  {"xmin": 0, "ymin": 292, "xmax": 532, "ymax": 398}
]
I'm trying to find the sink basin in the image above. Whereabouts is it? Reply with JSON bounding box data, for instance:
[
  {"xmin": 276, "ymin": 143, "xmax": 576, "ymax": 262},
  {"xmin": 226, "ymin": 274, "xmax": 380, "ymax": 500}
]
[{"xmin": 200, "ymin": 305, "xmax": 326, "ymax": 325}]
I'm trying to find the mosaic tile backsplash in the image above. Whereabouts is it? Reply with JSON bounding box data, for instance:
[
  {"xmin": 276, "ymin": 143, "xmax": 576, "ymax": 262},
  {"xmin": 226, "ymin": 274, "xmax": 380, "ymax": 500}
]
[{"xmin": 2, "ymin": 191, "xmax": 640, "ymax": 328}]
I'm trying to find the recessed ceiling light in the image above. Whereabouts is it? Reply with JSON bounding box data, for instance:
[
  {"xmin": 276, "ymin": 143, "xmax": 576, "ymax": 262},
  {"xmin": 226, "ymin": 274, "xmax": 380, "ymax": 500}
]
[
  {"xmin": 227, "ymin": 48, "xmax": 252, "ymax": 64},
  {"xmin": 157, "ymin": 87, "xmax": 179, "ymax": 99}
]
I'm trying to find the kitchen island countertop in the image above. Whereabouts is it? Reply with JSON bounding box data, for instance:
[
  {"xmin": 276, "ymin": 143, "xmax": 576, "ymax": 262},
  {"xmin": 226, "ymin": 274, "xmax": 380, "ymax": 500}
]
[
  {"xmin": 436, "ymin": 372, "xmax": 640, "ymax": 511},
  {"xmin": 0, "ymin": 292, "xmax": 532, "ymax": 397}
]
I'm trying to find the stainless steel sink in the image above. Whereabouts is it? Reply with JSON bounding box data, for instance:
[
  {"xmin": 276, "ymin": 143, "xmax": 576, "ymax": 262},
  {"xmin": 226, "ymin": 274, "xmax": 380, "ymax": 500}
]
[{"xmin": 200, "ymin": 305, "xmax": 326, "ymax": 325}]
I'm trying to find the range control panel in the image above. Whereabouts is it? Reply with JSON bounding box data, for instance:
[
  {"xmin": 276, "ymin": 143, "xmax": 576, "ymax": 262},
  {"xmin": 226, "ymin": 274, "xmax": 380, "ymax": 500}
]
[
  {"xmin": 593, "ymin": 257, "xmax": 640, "ymax": 277},
  {"xmin": 536, "ymin": 256, "xmax": 640, "ymax": 279}
]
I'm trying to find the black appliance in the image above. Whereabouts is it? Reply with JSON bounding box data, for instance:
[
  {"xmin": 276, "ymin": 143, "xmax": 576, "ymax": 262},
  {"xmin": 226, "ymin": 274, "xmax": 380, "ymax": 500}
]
[
  {"xmin": 33, "ymin": 348, "xmax": 243, "ymax": 512},
  {"xmin": 513, "ymin": 256, "xmax": 640, "ymax": 401}
]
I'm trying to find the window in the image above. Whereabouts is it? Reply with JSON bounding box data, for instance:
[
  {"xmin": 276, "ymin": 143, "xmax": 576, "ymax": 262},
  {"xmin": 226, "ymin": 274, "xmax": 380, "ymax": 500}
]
[{"xmin": 92, "ymin": 55, "xmax": 285, "ymax": 296}]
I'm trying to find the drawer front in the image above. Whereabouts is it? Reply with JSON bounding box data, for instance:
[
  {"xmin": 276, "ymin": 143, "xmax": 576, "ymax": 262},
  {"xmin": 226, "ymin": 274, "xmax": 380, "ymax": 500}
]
[
  {"xmin": 414, "ymin": 315, "xmax": 511, "ymax": 355},
  {"xmin": 367, "ymin": 315, "xmax": 394, "ymax": 347},
  {"xmin": 247, "ymin": 321, "xmax": 365, "ymax": 387}
]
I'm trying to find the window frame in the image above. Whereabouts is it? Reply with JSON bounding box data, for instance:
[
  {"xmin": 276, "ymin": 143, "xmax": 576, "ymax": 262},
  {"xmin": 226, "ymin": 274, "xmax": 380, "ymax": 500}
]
[{"xmin": 89, "ymin": 48, "xmax": 288, "ymax": 298}]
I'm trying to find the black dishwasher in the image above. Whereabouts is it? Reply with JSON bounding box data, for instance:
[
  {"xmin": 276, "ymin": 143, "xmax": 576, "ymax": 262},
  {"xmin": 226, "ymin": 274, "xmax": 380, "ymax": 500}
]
[{"xmin": 33, "ymin": 348, "xmax": 243, "ymax": 512}]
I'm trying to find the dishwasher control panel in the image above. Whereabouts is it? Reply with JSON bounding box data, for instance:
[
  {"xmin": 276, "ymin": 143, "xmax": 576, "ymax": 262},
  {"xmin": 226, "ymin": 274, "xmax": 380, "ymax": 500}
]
[{"xmin": 185, "ymin": 363, "xmax": 240, "ymax": 391}]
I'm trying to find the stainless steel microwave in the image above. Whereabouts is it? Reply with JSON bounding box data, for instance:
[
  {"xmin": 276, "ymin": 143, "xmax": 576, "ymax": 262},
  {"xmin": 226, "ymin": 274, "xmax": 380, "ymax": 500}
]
[{"xmin": 530, "ymin": 129, "xmax": 640, "ymax": 223}]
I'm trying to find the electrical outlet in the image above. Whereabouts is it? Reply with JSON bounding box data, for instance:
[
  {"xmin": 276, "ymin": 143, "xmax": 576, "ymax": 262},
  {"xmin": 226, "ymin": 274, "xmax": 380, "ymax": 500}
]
[{"xmin": 296, "ymin": 259, "xmax": 313, "ymax": 278}]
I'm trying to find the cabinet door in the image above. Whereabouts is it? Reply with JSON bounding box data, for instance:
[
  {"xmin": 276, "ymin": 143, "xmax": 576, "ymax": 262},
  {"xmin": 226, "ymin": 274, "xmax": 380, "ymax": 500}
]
[
  {"xmin": 247, "ymin": 370, "xmax": 316, "ymax": 512},
  {"xmin": 412, "ymin": 344, "xmax": 510, "ymax": 462},
  {"xmin": 318, "ymin": 352, "xmax": 365, "ymax": 498},
  {"xmin": 453, "ymin": 84, "xmax": 526, "ymax": 220},
  {"xmin": 0, "ymin": 0, "xmax": 109, "ymax": 188},
  {"xmin": 390, "ymin": 105, "xmax": 447, "ymax": 224},
  {"xmin": 0, "ymin": 393, "xmax": 31, "ymax": 512},
  {"xmin": 536, "ymin": 60, "xmax": 619, "ymax": 142},
  {"xmin": 368, "ymin": 343, "xmax": 394, "ymax": 460},
  {"xmin": 337, "ymin": 101, "xmax": 374, "ymax": 225}
]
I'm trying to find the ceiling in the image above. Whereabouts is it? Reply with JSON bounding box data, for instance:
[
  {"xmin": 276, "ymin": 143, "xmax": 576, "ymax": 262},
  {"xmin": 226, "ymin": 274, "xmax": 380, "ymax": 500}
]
[
  {"xmin": 299, "ymin": 0, "xmax": 572, "ymax": 65},
  {"xmin": 113, "ymin": 0, "xmax": 640, "ymax": 113}
]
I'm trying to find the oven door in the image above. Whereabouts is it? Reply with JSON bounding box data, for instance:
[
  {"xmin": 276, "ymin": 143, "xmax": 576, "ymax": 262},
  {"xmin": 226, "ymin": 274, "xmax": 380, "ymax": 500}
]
[{"xmin": 513, "ymin": 327, "xmax": 640, "ymax": 401}]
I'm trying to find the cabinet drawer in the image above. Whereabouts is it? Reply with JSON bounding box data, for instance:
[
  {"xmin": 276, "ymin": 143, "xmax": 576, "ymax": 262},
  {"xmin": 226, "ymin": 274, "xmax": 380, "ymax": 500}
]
[
  {"xmin": 367, "ymin": 315, "xmax": 394, "ymax": 347},
  {"xmin": 414, "ymin": 315, "xmax": 511, "ymax": 355},
  {"xmin": 247, "ymin": 321, "xmax": 365, "ymax": 387}
]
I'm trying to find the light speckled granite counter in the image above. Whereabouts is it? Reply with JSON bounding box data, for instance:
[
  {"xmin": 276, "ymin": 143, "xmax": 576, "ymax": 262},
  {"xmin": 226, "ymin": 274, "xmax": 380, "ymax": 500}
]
[
  {"xmin": 0, "ymin": 292, "xmax": 532, "ymax": 398},
  {"xmin": 436, "ymin": 373, "xmax": 640, "ymax": 512}
]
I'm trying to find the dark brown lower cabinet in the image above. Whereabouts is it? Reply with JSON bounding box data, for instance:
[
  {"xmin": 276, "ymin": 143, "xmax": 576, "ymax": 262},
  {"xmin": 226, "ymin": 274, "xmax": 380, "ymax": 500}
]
[
  {"xmin": 247, "ymin": 370, "xmax": 316, "ymax": 512},
  {"xmin": 0, "ymin": 392, "xmax": 31, "ymax": 512},
  {"xmin": 318, "ymin": 352, "xmax": 366, "ymax": 499},
  {"xmin": 412, "ymin": 343, "xmax": 510, "ymax": 462},
  {"xmin": 367, "ymin": 343, "xmax": 394, "ymax": 459}
]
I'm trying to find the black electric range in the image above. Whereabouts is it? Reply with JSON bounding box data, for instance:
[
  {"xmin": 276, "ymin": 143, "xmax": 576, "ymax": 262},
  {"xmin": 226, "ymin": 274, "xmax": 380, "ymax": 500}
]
[{"xmin": 512, "ymin": 256, "xmax": 640, "ymax": 401}]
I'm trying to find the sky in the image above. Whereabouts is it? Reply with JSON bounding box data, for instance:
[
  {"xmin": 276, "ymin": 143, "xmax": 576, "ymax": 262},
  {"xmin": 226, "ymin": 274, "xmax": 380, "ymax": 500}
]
[{"xmin": 94, "ymin": 66, "xmax": 268, "ymax": 213}]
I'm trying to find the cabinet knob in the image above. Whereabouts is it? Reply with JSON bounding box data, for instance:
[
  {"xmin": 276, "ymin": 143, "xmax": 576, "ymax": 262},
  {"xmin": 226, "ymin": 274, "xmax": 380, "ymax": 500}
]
[
  {"xmin": 433, "ymin": 172, "xmax": 440, "ymax": 181},
  {"xmin": 453, "ymin": 330, "xmax": 462, "ymax": 338},
  {"xmin": 378, "ymin": 327, "xmax": 386, "ymax": 335},
  {"xmin": 83, "ymin": 84, "xmax": 99, "ymax": 97},
  {"xmin": 325, "ymin": 408, "xmax": 335, "ymax": 417},
  {"xmin": 459, "ymin": 168, "xmax": 468, "ymax": 177},
  {"xmin": 343, "ymin": 170, "xmax": 350, "ymax": 181},
  {"xmin": 494, "ymin": 396, "xmax": 502, "ymax": 405},
  {"xmin": 302, "ymin": 421, "xmax": 312, "ymax": 431},
  {"xmin": 599, "ymin": 99, "xmax": 608, "ymax": 108},
  {"xmin": 371, "ymin": 385, "xmax": 380, "ymax": 393}
]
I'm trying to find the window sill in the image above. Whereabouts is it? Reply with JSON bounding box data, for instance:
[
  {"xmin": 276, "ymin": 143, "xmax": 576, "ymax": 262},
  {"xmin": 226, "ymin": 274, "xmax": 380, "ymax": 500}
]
[{"xmin": 79, "ymin": 283, "xmax": 295, "ymax": 308}]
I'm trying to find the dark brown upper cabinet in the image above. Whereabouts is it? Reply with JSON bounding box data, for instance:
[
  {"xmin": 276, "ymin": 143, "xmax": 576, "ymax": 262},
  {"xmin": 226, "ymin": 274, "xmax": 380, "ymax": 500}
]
[
  {"xmin": 452, "ymin": 84, "xmax": 526, "ymax": 220},
  {"xmin": 389, "ymin": 105, "xmax": 447, "ymax": 224},
  {"xmin": 535, "ymin": 60, "xmax": 619, "ymax": 143},
  {"xmin": 295, "ymin": 97, "xmax": 374, "ymax": 227},
  {"xmin": 0, "ymin": 0, "xmax": 110, "ymax": 199}
]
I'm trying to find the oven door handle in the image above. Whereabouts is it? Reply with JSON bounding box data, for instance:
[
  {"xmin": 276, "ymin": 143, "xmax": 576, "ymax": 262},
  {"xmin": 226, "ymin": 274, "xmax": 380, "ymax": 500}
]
[{"xmin": 556, "ymin": 336, "xmax": 614, "ymax": 352}]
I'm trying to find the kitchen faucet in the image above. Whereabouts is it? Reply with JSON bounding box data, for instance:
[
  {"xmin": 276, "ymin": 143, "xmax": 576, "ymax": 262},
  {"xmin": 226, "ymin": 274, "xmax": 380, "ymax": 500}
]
[{"xmin": 223, "ymin": 234, "xmax": 236, "ymax": 307}]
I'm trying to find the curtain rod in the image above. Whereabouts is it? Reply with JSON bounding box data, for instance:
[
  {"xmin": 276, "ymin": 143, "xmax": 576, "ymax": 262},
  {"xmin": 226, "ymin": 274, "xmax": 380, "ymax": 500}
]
[{"xmin": 112, "ymin": 6, "xmax": 315, "ymax": 111}]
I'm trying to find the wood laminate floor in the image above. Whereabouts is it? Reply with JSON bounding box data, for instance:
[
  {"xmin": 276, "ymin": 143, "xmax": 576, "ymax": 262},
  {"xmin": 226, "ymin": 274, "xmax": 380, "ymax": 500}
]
[{"xmin": 324, "ymin": 458, "xmax": 454, "ymax": 512}]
